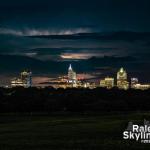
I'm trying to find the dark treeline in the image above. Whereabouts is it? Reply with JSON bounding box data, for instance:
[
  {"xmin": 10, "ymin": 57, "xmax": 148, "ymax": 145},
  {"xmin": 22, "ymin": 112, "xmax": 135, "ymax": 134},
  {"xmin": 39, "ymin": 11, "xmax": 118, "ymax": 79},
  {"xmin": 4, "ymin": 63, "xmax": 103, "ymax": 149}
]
[{"xmin": 0, "ymin": 87, "xmax": 150, "ymax": 113}]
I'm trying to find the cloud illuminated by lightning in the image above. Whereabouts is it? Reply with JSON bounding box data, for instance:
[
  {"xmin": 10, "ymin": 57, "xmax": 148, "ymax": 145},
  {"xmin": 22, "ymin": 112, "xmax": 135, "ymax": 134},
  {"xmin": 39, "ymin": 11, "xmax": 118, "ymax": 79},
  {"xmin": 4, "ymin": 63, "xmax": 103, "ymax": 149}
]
[{"xmin": 0, "ymin": 28, "xmax": 91, "ymax": 36}]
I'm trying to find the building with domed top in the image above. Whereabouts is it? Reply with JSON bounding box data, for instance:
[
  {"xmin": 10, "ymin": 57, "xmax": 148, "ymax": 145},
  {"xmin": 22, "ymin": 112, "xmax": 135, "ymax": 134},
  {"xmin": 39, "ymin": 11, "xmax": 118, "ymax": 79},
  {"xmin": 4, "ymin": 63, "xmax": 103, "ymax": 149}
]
[{"xmin": 117, "ymin": 67, "xmax": 129, "ymax": 90}]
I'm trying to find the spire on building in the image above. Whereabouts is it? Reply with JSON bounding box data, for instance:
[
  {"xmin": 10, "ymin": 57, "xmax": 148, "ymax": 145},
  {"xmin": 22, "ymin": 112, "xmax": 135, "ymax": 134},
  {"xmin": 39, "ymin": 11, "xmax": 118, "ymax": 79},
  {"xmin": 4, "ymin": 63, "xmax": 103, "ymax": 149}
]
[
  {"xmin": 120, "ymin": 67, "xmax": 124, "ymax": 73},
  {"xmin": 68, "ymin": 64, "xmax": 72, "ymax": 71}
]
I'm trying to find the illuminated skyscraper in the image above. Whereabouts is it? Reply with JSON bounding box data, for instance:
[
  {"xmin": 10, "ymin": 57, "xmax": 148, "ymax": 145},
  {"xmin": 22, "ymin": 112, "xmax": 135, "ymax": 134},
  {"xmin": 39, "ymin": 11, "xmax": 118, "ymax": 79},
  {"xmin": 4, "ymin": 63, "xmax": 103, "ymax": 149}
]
[
  {"xmin": 117, "ymin": 68, "xmax": 127, "ymax": 80},
  {"xmin": 100, "ymin": 77, "xmax": 114, "ymax": 89},
  {"xmin": 117, "ymin": 67, "xmax": 129, "ymax": 90},
  {"xmin": 131, "ymin": 78, "xmax": 138, "ymax": 88},
  {"xmin": 68, "ymin": 64, "xmax": 77, "ymax": 85},
  {"xmin": 11, "ymin": 70, "xmax": 32, "ymax": 88},
  {"xmin": 21, "ymin": 71, "xmax": 32, "ymax": 87}
]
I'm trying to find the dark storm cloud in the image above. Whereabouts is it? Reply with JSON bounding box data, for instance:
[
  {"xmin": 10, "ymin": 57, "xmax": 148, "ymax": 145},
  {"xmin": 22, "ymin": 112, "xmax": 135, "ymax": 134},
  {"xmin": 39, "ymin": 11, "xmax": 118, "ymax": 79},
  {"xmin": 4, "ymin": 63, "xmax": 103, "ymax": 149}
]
[
  {"xmin": 0, "ymin": 0, "xmax": 150, "ymax": 81},
  {"xmin": 27, "ymin": 31, "xmax": 150, "ymax": 42},
  {"xmin": 0, "ymin": 0, "xmax": 150, "ymax": 31},
  {"xmin": 1, "ymin": 31, "xmax": 150, "ymax": 61},
  {"xmin": 0, "ymin": 54, "xmax": 138, "ymax": 74}
]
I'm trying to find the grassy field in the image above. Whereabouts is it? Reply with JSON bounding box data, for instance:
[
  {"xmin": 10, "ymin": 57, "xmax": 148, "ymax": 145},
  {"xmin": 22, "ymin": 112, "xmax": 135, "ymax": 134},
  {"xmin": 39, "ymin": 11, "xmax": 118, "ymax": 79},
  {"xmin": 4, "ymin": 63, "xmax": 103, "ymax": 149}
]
[{"xmin": 0, "ymin": 112, "xmax": 150, "ymax": 150}]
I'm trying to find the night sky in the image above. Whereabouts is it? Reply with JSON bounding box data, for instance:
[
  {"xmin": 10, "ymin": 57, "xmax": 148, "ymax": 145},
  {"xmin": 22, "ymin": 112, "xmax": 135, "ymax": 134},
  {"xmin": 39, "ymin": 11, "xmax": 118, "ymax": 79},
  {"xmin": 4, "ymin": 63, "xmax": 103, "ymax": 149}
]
[{"xmin": 0, "ymin": 0, "xmax": 150, "ymax": 85}]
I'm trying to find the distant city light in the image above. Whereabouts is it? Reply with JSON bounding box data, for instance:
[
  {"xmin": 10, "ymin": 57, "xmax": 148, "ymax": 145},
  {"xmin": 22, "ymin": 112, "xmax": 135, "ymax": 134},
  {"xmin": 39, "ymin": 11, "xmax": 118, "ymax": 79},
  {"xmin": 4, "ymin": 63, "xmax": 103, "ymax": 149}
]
[
  {"xmin": 11, "ymin": 70, "xmax": 32, "ymax": 88},
  {"xmin": 2, "ymin": 66, "xmax": 149, "ymax": 90}
]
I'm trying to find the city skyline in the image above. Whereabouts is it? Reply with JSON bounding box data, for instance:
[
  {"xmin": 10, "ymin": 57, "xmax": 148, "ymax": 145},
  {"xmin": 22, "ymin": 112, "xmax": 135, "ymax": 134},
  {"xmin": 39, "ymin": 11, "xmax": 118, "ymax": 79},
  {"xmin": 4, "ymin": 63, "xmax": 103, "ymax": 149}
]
[
  {"xmin": 1, "ymin": 64, "xmax": 149, "ymax": 90},
  {"xmin": 1, "ymin": 1, "xmax": 150, "ymax": 150},
  {"xmin": 0, "ymin": 0, "xmax": 150, "ymax": 85}
]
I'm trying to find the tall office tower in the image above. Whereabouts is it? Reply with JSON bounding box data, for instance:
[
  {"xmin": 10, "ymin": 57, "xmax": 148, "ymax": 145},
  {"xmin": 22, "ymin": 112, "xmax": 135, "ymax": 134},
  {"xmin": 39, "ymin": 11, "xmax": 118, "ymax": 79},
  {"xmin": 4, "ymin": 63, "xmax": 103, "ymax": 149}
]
[
  {"xmin": 117, "ymin": 67, "xmax": 129, "ymax": 90},
  {"xmin": 11, "ymin": 70, "xmax": 32, "ymax": 88},
  {"xmin": 68, "ymin": 64, "xmax": 77, "ymax": 84},
  {"xmin": 131, "ymin": 78, "xmax": 138, "ymax": 88},
  {"xmin": 21, "ymin": 71, "xmax": 32, "ymax": 87}
]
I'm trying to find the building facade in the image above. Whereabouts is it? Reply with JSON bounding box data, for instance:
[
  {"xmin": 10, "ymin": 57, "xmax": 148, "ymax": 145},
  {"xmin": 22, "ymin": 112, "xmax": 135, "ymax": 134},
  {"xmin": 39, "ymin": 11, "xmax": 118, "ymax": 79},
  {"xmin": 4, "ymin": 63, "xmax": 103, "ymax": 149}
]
[
  {"xmin": 67, "ymin": 64, "xmax": 77, "ymax": 87},
  {"xmin": 11, "ymin": 70, "xmax": 32, "ymax": 88},
  {"xmin": 21, "ymin": 71, "xmax": 32, "ymax": 87},
  {"xmin": 117, "ymin": 67, "xmax": 129, "ymax": 90},
  {"xmin": 131, "ymin": 78, "xmax": 139, "ymax": 88},
  {"xmin": 100, "ymin": 77, "xmax": 114, "ymax": 89}
]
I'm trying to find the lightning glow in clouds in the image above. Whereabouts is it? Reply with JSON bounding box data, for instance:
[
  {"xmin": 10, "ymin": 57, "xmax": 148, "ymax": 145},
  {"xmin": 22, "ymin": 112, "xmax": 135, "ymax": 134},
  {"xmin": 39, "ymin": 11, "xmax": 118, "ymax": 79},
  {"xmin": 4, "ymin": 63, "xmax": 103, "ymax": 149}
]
[{"xmin": 0, "ymin": 28, "xmax": 91, "ymax": 36}]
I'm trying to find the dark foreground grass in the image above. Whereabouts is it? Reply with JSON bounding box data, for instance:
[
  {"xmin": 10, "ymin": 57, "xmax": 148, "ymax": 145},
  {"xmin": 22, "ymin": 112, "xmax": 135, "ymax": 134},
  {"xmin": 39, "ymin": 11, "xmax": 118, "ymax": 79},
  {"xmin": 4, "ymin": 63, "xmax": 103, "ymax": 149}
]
[{"xmin": 0, "ymin": 112, "xmax": 150, "ymax": 150}]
